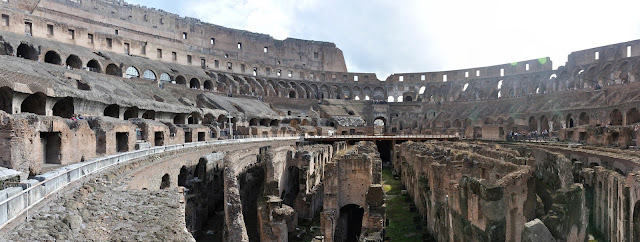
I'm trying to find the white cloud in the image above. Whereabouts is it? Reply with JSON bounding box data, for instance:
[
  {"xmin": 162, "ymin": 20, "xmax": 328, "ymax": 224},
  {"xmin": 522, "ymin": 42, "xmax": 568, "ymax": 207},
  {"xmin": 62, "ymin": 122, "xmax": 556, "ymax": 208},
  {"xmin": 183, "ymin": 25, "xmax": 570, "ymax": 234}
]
[{"xmin": 128, "ymin": 0, "xmax": 640, "ymax": 79}]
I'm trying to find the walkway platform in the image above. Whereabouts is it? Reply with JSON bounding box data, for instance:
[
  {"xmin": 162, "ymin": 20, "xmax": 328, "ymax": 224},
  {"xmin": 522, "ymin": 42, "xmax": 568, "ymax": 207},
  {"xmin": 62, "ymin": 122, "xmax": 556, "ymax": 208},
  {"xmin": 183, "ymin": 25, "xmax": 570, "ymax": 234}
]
[{"xmin": 305, "ymin": 134, "xmax": 460, "ymax": 142}]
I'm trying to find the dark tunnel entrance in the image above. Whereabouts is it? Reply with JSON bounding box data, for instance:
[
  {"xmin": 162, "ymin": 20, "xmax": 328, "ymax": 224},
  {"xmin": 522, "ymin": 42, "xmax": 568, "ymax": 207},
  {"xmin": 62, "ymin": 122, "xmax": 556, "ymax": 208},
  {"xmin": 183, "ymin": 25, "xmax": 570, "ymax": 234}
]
[
  {"xmin": 239, "ymin": 165, "xmax": 265, "ymax": 242},
  {"xmin": 336, "ymin": 204, "xmax": 365, "ymax": 242},
  {"xmin": 376, "ymin": 140, "xmax": 393, "ymax": 163},
  {"xmin": 281, "ymin": 166, "xmax": 300, "ymax": 206}
]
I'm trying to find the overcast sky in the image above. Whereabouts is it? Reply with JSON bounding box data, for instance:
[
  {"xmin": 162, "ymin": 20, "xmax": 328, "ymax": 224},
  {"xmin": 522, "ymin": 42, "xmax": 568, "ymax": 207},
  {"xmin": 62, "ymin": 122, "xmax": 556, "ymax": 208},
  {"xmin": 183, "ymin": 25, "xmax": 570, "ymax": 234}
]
[{"xmin": 127, "ymin": 0, "xmax": 640, "ymax": 79}]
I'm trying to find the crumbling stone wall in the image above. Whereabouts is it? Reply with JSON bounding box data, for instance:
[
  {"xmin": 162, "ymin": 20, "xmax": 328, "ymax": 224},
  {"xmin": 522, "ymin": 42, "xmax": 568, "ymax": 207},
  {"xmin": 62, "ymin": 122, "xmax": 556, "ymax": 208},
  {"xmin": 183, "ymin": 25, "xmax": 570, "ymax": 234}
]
[{"xmin": 321, "ymin": 141, "xmax": 384, "ymax": 242}]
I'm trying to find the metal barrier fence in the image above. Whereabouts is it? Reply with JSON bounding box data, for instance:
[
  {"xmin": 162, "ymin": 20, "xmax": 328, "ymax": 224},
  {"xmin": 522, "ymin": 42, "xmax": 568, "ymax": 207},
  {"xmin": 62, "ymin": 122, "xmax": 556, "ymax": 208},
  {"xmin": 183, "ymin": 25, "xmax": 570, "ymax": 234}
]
[
  {"xmin": 305, "ymin": 134, "xmax": 460, "ymax": 139},
  {"xmin": 0, "ymin": 136, "xmax": 299, "ymax": 230}
]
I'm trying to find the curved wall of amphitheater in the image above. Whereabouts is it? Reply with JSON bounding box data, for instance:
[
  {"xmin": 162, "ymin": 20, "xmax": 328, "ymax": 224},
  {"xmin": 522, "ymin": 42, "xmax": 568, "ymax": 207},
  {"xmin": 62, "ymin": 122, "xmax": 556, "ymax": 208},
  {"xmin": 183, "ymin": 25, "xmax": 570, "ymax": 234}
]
[{"xmin": 0, "ymin": 0, "xmax": 639, "ymax": 241}]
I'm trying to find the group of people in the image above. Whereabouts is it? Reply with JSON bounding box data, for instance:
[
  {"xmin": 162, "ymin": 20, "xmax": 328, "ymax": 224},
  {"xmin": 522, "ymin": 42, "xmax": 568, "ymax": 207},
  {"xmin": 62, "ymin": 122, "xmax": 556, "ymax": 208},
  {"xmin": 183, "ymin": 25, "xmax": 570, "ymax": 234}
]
[
  {"xmin": 70, "ymin": 114, "xmax": 84, "ymax": 121},
  {"xmin": 507, "ymin": 130, "xmax": 550, "ymax": 141}
]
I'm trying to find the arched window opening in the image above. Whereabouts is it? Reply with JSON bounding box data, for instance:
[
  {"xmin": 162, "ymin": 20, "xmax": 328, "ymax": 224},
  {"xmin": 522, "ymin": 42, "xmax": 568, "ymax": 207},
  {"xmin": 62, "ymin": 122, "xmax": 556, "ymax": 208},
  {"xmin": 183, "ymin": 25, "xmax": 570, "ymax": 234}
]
[
  {"xmin": 528, "ymin": 116, "xmax": 538, "ymax": 131},
  {"xmin": 123, "ymin": 106, "xmax": 139, "ymax": 120},
  {"xmin": 566, "ymin": 114, "xmax": 575, "ymax": 128},
  {"xmin": 419, "ymin": 86, "xmax": 426, "ymax": 94},
  {"xmin": 160, "ymin": 174, "xmax": 170, "ymax": 189},
  {"xmin": 104, "ymin": 104, "xmax": 120, "ymax": 118},
  {"xmin": 397, "ymin": 96, "xmax": 403, "ymax": 102},
  {"xmin": 160, "ymin": 73, "xmax": 172, "ymax": 83},
  {"xmin": 463, "ymin": 83, "xmax": 469, "ymax": 91},
  {"xmin": 87, "ymin": 59, "xmax": 101, "ymax": 73},
  {"xmin": 540, "ymin": 116, "xmax": 550, "ymax": 131},
  {"xmin": 174, "ymin": 114, "xmax": 187, "ymax": 124},
  {"xmin": 203, "ymin": 114, "xmax": 215, "ymax": 124},
  {"xmin": 610, "ymin": 109, "xmax": 623, "ymax": 126},
  {"xmin": 178, "ymin": 166, "xmax": 188, "ymax": 187},
  {"xmin": 289, "ymin": 91, "xmax": 296, "ymax": 98},
  {"xmin": 627, "ymin": 108, "xmax": 640, "ymax": 125},
  {"xmin": 175, "ymin": 75, "xmax": 186, "ymax": 85},
  {"xmin": 44, "ymin": 51, "xmax": 61, "ymax": 65},
  {"xmin": 142, "ymin": 110, "xmax": 156, "ymax": 120},
  {"xmin": 405, "ymin": 96, "xmax": 412, "ymax": 102},
  {"xmin": 106, "ymin": 64, "xmax": 122, "ymax": 77},
  {"xmin": 204, "ymin": 80, "xmax": 213, "ymax": 90},
  {"xmin": 143, "ymin": 70, "xmax": 156, "ymax": 80},
  {"xmin": 21, "ymin": 93, "xmax": 47, "ymax": 115},
  {"xmin": 578, "ymin": 112, "xmax": 589, "ymax": 126},
  {"xmin": 188, "ymin": 112, "xmax": 201, "ymax": 124},
  {"xmin": 66, "ymin": 55, "xmax": 82, "ymax": 69},
  {"xmin": 497, "ymin": 80, "xmax": 503, "ymax": 89},
  {"xmin": 0, "ymin": 87, "xmax": 12, "ymax": 113},
  {"xmin": 125, "ymin": 66, "xmax": 140, "ymax": 78},
  {"xmin": 190, "ymin": 78, "xmax": 200, "ymax": 89},
  {"xmin": 52, "ymin": 97, "xmax": 74, "ymax": 118},
  {"xmin": 16, "ymin": 44, "xmax": 38, "ymax": 61}
]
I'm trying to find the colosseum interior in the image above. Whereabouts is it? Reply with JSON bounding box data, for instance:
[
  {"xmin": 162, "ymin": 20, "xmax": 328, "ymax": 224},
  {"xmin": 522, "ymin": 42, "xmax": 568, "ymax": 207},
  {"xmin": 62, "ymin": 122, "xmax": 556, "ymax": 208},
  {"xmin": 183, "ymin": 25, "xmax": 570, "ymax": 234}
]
[{"xmin": 0, "ymin": 1, "xmax": 638, "ymax": 241}]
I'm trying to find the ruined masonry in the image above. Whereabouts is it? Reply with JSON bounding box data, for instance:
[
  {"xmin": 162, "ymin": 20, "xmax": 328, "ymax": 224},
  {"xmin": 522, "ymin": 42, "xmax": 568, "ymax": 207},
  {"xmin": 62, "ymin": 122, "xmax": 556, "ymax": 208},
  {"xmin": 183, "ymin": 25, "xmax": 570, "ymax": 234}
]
[{"xmin": 0, "ymin": 0, "xmax": 638, "ymax": 242}]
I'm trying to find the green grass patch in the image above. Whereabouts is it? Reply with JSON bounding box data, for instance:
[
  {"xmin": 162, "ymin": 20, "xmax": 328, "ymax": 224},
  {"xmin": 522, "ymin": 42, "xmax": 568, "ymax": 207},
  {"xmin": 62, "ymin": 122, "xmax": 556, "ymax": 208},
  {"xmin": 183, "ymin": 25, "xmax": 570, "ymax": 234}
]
[{"xmin": 382, "ymin": 167, "xmax": 423, "ymax": 241}]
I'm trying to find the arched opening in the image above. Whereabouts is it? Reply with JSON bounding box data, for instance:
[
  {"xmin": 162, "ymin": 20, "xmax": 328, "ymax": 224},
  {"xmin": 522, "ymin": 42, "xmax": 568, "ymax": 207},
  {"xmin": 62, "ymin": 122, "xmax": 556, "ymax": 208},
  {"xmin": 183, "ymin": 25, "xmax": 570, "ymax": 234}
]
[
  {"xmin": 160, "ymin": 73, "xmax": 172, "ymax": 83},
  {"xmin": 203, "ymin": 114, "xmax": 215, "ymax": 124},
  {"xmin": 52, "ymin": 97, "xmax": 74, "ymax": 118},
  {"xmin": 260, "ymin": 119, "xmax": 270, "ymax": 127},
  {"xmin": 566, "ymin": 114, "xmax": 575, "ymax": 128},
  {"xmin": 174, "ymin": 114, "xmax": 187, "ymax": 124},
  {"xmin": 539, "ymin": 115, "xmax": 550, "ymax": 131},
  {"xmin": 87, "ymin": 59, "xmax": 101, "ymax": 73},
  {"xmin": 44, "ymin": 51, "xmax": 61, "ymax": 65},
  {"xmin": 188, "ymin": 112, "xmax": 201, "ymax": 124},
  {"xmin": 65, "ymin": 55, "xmax": 82, "ymax": 69},
  {"xmin": 249, "ymin": 118, "xmax": 259, "ymax": 126},
  {"xmin": 387, "ymin": 96, "xmax": 394, "ymax": 102},
  {"xmin": 0, "ymin": 87, "xmax": 13, "ymax": 113},
  {"xmin": 178, "ymin": 166, "xmax": 188, "ymax": 187},
  {"xmin": 105, "ymin": 64, "xmax": 122, "ymax": 77},
  {"xmin": 270, "ymin": 120, "xmax": 280, "ymax": 127},
  {"xmin": 405, "ymin": 96, "xmax": 413, "ymax": 102},
  {"xmin": 336, "ymin": 204, "xmax": 364, "ymax": 242},
  {"xmin": 204, "ymin": 80, "xmax": 213, "ymax": 90},
  {"xmin": 123, "ymin": 106, "xmax": 139, "ymax": 120},
  {"xmin": 21, "ymin": 93, "xmax": 47, "ymax": 115},
  {"xmin": 578, "ymin": 112, "xmax": 590, "ymax": 126},
  {"xmin": 103, "ymin": 104, "xmax": 120, "ymax": 118},
  {"xmin": 125, "ymin": 66, "xmax": 140, "ymax": 79},
  {"xmin": 627, "ymin": 108, "xmax": 640, "ymax": 125},
  {"xmin": 610, "ymin": 109, "xmax": 623, "ymax": 126},
  {"xmin": 142, "ymin": 110, "xmax": 155, "ymax": 120},
  {"xmin": 142, "ymin": 70, "xmax": 157, "ymax": 80},
  {"xmin": 16, "ymin": 43, "xmax": 38, "ymax": 61},
  {"xmin": 528, "ymin": 116, "xmax": 538, "ymax": 131},
  {"xmin": 160, "ymin": 174, "xmax": 170, "ymax": 189},
  {"xmin": 289, "ymin": 91, "xmax": 296, "ymax": 98},
  {"xmin": 175, "ymin": 75, "xmax": 186, "ymax": 85},
  {"xmin": 190, "ymin": 78, "xmax": 200, "ymax": 89}
]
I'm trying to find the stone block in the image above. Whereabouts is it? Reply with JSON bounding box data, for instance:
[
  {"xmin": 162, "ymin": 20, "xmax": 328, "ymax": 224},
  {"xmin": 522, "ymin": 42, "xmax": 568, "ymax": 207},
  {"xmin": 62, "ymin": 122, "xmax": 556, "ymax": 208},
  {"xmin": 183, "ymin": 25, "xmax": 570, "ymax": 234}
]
[{"xmin": 522, "ymin": 219, "xmax": 556, "ymax": 242}]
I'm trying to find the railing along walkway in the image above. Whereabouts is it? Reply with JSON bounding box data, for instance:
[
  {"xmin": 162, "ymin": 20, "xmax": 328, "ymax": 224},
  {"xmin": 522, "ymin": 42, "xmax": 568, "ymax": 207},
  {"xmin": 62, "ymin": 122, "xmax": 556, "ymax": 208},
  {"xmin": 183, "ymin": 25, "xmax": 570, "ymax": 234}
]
[
  {"xmin": 304, "ymin": 134, "xmax": 460, "ymax": 141},
  {"xmin": 0, "ymin": 136, "xmax": 300, "ymax": 230}
]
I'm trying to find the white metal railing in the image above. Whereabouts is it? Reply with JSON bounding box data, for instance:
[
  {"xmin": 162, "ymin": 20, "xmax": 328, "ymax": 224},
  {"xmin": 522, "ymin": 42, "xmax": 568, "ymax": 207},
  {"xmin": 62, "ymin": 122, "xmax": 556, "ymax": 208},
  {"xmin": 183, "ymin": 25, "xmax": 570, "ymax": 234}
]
[
  {"xmin": 305, "ymin": 134, "xmax": 459, "ymax": 139},
  {"xmin": 0, "ymin": 136, "xmax": 299, "ymax": 230}
]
